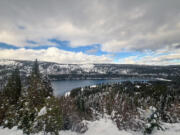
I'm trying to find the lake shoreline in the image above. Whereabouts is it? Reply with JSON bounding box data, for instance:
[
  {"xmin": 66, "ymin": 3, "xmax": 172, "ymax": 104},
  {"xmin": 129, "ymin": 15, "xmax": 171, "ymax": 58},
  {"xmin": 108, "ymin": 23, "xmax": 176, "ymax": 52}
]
[
  {"xmin": 51, "ymin": 78, "xmax": 153, "ymax": 96},
  {"xmin": 50, "ymin": 76, "xmax": 153, "ymax": 81}
]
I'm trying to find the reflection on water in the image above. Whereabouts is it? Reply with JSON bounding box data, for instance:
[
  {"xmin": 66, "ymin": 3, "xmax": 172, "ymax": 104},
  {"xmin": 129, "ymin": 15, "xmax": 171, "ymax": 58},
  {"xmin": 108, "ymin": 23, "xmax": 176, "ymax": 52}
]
[{"xmin": 51, "ymin": 78, "xmax": 148, "ymax": 96}]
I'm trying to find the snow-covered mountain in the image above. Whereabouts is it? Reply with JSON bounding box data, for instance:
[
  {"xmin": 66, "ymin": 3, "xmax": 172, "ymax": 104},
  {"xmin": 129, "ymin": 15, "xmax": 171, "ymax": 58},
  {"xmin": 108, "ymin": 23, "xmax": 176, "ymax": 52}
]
[{"xmin": 0, "ymin": 59, "xmax": 180, "ymax": 80}]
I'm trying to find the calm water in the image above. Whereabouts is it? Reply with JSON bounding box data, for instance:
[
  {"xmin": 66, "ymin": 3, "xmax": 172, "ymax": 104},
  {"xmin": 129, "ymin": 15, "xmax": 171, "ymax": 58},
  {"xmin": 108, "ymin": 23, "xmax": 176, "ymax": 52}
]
[{"xmin": 51, "ymin": 78, "xmax": 148, "ymax": 96}]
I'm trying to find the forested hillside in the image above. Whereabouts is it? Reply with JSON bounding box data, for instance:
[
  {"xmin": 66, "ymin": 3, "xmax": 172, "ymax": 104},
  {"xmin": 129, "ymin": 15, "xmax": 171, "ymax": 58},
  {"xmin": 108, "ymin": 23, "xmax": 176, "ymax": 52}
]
[
  {"xmin": 0, "ymin": 59, "xmax": 180, "ymax": 82},
  {"xmin": 0, "ymin": 60, "xmax": 180, "ymax": 134}
]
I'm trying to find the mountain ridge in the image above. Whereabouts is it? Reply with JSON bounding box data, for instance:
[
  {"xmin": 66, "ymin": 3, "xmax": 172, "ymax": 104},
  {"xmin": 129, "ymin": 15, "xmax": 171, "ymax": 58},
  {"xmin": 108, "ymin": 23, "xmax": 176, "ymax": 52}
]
[{"xmin": 0, "ymin": 59, "xmax": 180, "ymax": 81}]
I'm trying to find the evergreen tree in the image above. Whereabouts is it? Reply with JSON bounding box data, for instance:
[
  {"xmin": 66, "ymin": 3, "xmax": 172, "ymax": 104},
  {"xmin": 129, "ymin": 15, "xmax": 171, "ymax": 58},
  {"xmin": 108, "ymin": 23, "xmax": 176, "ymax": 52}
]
[
  {"xmin": 0, "ymin": 91, "xmax": 5, "ymax": 125},
  {"xmin": 32, "ymin": 59, "xmax": 40, "ymax": 78},
  {"xmin": 33, "ymin": 97, "xmax": 63, "ymax": 135},
  {"xmin": 3, "ymin": 67, "xmax": 22, "ymax": 104},
  {"xmin": 2, "ymin": 59, "xmax": 55, "ymax": 133},
  {"xmin": 27, "ymin": 59, "xmax": 53, "ymax": 107},
  {"xmin": 0, "ymin": 67, "xmax": 22, "ymax": 127},
  {"xmin": 15, "ymin": 59, "xmax": 54, "ymax": 133}
]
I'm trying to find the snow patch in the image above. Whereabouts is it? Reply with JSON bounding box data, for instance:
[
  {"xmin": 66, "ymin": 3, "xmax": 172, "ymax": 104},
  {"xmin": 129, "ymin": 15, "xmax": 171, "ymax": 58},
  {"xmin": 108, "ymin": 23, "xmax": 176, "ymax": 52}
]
[
  {"xmin": 90, "ymin": 85, "xmax": 96, "ymax": 88},
  {"xmin": 1, "ymin": 119, "xmax": 180, "ymax": 135},
  {"xmin": 138, "ymin": 106, "xmax": 157, "ymax": 119},
  {"xmin": 65, "ymin": 91, "xmax": 71, "ymax": 97},
  {"xmin": 135, "ymin": 85, "xmax": 141, "ymax": 88},
  {"xmin": 81, "ymin": 87, "xmax": 84, "ymax": 91},
  {"xmin": 156, "ymin": 78, "xmax": 171, "ymax": 82},
  {"xmin": 79, "ymin": 64, "xmax": 94, "ymax": 72},
  {"xmin": 38, "ymin": 107, "xmax": 47, "ymax": 116},
  {"xmin": 60, "ymin": 118, "xmax": 137, "ymax": 135},
  {"xmin": 0, "ymin": 126, "xmax": 23, "ymax": 135}
]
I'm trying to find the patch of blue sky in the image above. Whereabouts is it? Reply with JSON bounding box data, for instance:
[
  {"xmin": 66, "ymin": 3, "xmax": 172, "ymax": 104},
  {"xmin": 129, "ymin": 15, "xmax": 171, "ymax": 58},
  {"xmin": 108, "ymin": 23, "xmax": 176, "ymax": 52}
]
[
  {"xmin": 24, "ymin": 38, "xmax": 153, "ymax": 61},
  {"xmin": 24, "ymin": 46, "xmax": 50, "ymax": 50},
  {"xmin": 17, "ymin": 25, "xmax": 26, "ymax": 30},
  {"xmin": 26, "ymin": 40, "xmax": 37, "ymax": 45},
  {"xmin": 0, "ymin": 42, "xmax": 19, "ymax": 49},
  {"xmin": 94, "ymin": 48, "xmax": 108, "ymax": 56},
  {"xmin": 112, "ymin": 50, "xmax": 158, "ymax": 63},
  {"xmin": 169, "ymin": 59, "xmax": 180, "ymax": 64},
  {"xmin": 49, "ymin": 38, "xmax": 108, "ymax": 55},
  {"xmin": 0, "ymin": 39, "xmax": 108, "ymax": 57}
]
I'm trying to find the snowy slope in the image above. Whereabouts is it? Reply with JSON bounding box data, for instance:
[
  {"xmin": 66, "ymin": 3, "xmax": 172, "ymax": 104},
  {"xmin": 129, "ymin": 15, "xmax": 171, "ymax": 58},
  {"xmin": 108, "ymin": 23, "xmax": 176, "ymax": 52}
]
[
  {"xmin": 0, "ymin": 59, "xmax": 180, "ymax": 80},
  {"xmin": 0, "ymin": 118, "xmax": 180, "ymax": 135}
]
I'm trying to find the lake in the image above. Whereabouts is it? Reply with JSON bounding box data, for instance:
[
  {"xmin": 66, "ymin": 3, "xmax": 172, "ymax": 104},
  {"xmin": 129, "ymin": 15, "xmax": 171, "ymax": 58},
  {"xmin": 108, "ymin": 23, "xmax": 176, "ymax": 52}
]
[{"xmin": 51, "ymin": 78, "xmax": 148, "ymax": 96}]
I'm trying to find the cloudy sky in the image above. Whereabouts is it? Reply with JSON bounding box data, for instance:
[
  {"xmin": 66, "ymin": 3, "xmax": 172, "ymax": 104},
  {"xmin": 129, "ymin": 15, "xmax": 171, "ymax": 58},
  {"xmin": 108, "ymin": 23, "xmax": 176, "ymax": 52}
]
[{"xmin": 0, "ymin": 0, "xmax": 180, "ymax": 65}]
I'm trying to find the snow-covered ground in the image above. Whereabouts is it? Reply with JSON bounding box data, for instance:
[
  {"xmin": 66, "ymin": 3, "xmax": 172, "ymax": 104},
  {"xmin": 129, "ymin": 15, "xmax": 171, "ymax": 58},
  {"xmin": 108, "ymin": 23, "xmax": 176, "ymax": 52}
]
[
  {"xmin": 0, "ymin": 126, "xmax": 23, "ymax": 135},
  {"xmin": 0, "ymin": 118, "xmax": 180, "ymax": 135}
]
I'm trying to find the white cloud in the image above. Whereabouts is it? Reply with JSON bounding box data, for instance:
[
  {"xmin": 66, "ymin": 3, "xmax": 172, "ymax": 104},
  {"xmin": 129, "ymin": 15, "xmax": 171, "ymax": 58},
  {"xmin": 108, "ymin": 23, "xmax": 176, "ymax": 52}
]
[
  {"xmin": 103, "ymin": 40, "xmax": 129, "ymax": 52},
  {"xmin": 118, "ymin": 56, "xmax": 138, "ymax": 65},
  {"xmin": 0, "ymin": 47, "xmax": 112, "ymax": 64}
]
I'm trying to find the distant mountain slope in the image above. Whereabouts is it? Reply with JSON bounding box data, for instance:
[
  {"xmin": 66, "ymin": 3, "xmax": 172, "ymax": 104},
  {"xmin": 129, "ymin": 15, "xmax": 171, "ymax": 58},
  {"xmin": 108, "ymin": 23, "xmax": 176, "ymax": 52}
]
[{"xmin": 0, "ymin": 59, "xmax": 180, "ymax": 80}]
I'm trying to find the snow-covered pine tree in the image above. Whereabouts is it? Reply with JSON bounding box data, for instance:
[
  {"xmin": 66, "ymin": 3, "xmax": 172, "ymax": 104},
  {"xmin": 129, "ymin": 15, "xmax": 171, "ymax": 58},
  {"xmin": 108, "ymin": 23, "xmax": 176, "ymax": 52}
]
[
  {"xmin": 32, "ymin": 59, "xmax": 40, "ymax": 78},
  {"xmin": 0, "ymin": 90, "xmax": 5, "ymax": 125},
  {"xmin": 0, "ymin": 67, "xmax": 22, "ymax": 128},
  {"xmin": 3, "ymin": 67, "xmax": 22, "ymax": 105},
  {"xmin": 143, "ymin": 106, "xmax": 163, "ymax": 134},
  {"xmin": 1, "ymin": 59, "xmax": 56, "ymax": 134},
  {"xmin": 27, "ymin": 59, "xmax": 53, "ymax": 108},
  {"xmin": 33, "ymin": 97, "xmax": 63, "ymax": 135}
]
